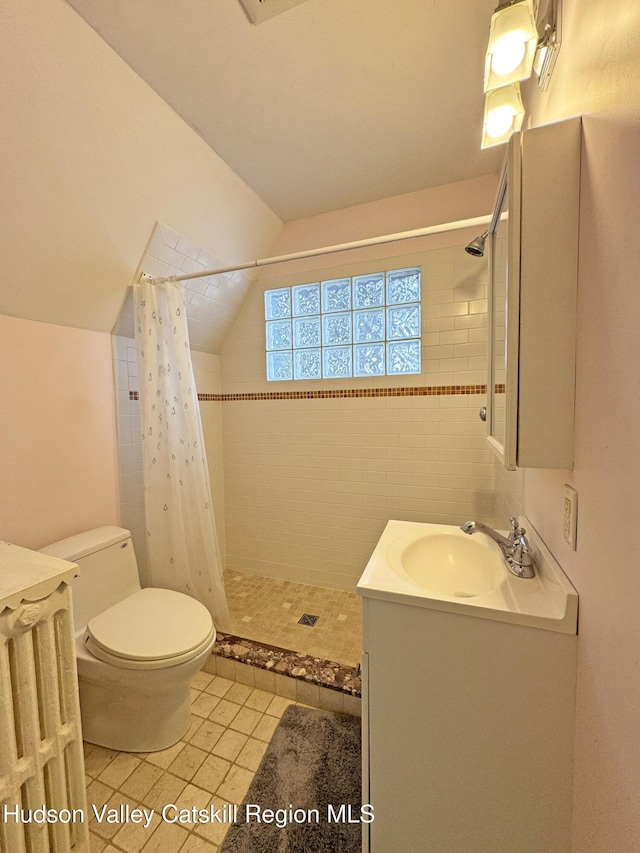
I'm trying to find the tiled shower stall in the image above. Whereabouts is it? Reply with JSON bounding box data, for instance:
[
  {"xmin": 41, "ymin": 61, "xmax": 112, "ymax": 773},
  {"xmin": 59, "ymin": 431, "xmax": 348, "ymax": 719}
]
[{"xmin": 113, "ymin": 223, "xmax": 500, "ymax": 662}]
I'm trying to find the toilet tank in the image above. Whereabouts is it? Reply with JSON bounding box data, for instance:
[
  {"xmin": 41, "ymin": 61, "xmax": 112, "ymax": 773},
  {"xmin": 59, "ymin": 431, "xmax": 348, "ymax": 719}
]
[{"xmin": 40, "ymin": 526, "xmax": 142, "ymax": 632}]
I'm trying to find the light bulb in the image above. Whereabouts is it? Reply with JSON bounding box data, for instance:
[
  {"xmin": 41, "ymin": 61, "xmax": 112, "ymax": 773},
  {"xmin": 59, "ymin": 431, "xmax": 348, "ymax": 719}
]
[
  {"xmin": 490, "ymin": 31, "xmax": 528, "ymax": 77},
  {"xmin": 485, "ymin": 105, "xmax": 515, "ymax": 139},
  {"xmin": 533, "ymin": 43, "xmax": 548, "ymax": 76}
]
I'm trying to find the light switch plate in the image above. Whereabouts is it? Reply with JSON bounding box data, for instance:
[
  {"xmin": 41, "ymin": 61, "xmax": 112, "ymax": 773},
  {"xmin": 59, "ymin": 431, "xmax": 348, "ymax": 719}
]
[{"xmin": 563, "ymin": 485, "xmax": 578, "ymax": 549}]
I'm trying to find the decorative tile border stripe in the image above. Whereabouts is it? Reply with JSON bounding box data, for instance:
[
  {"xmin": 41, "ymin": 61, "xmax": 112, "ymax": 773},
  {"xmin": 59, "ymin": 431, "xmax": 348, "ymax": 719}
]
[
  {"xmin": 214, "ymin": 632, "xmax": 361, "ymax": 697},
  {"xmin": 211, "ymin": 385, "xmax": 486, "ymax": 401},
  {"xmin": 130, "ymin": 385, "xmax": 498, "ymax": 403}
]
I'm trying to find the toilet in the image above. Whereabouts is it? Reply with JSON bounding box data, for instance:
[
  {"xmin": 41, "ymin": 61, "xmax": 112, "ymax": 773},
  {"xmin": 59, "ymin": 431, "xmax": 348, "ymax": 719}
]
[{"xmin": 40, "ymin": 526, "xmax": 216, "ymax": 752}]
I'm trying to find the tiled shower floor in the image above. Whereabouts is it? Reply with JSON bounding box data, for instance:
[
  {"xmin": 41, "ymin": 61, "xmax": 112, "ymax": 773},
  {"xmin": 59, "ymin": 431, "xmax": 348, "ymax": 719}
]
[{"xmin": 224, "ymin": 571, "xmax": 362, "ymax": 668}]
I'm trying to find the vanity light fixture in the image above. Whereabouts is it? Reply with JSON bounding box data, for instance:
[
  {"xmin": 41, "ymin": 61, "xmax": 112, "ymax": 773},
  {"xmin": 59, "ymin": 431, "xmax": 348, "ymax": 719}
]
[
  {"xmin": 480, "ymin": 0, "xmax": 562, "ymax": 148},
  {"xmin": 534, "ymin": 0, "xmax": 562, "ymax": 91},
  {"xmin": 484, "ymin": 0, "xmax": 538, "ymax": 92},
  {"xmin": 481, "ymin": 82, "xmax": 525, "ymax": 149}
]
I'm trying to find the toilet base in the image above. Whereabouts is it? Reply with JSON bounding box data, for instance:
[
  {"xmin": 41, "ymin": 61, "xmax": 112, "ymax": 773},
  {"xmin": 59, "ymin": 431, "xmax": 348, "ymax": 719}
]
[{"xmin": 79, "ymin": 671, "xmax": 191, "ymax": 752}]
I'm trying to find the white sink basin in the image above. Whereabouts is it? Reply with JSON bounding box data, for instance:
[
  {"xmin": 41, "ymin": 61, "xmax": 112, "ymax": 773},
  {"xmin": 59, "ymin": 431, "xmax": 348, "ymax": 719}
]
[
  {"xmin": 388, "ymin": 530, "xmax": 504, "ymax": 598},
  {"xmin": 357, "ymin": 519, "xmax": 578, "ymax": 634}
]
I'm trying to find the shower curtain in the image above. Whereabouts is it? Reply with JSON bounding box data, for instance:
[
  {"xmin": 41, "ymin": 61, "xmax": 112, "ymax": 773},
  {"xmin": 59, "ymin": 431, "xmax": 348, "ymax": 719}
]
[{"xmin": 133, "ymin": 279, "xmax": 231, "ymax": 632}]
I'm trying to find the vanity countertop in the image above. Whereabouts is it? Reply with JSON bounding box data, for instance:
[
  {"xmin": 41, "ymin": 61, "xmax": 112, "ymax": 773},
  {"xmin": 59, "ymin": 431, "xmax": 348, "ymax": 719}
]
[{"xmin": 357, "ymin": 517, "xmax": 578, "ymax": 634}]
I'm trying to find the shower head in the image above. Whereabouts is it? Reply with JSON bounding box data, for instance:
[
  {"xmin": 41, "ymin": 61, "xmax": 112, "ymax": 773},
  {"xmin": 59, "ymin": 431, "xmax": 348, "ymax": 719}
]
[{"xmin": 464, "ymin": 230, "xmax": 489, "ymax": 257}]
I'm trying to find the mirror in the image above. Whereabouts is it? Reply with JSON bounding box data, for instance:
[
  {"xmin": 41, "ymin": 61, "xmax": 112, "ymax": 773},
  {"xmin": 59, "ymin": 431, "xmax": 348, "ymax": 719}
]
[
  {"xmin": 485, "ymin": 120, "xmax": 579, "ymax": 471},
  {"xmin": 486, "ymin": 159, "xmax": 517, "ymax": 469},
  {"xmin": 488, "ymin": 173, "xmax": 508, "ymax": 452}
]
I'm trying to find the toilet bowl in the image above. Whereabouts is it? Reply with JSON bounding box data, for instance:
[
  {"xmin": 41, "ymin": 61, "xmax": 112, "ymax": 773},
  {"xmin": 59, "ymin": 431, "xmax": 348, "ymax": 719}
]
[{"xmin": 40, "ymin": 526, "xmax": 216, "ymax": 752}]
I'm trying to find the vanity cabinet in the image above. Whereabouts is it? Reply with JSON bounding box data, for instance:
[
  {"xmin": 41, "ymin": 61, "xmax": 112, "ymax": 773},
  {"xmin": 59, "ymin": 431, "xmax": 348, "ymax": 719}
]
[
  {"xmin": 361, "ymin": 609, "xmax": 577, "ymax": 851},
  {"xmin": 358, "ymin": 518, "xmax": 578, "ymax": 853},
  {"xmin": 488, "ymin": 117, "xmax": 581, "ymax": 470}
]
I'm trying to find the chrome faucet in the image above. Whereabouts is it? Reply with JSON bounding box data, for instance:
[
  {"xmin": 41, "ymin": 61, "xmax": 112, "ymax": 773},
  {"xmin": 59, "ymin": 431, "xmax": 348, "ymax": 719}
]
[{"xmin": 460, "ymin": 517, "xmax": 535, "ymax": 578}]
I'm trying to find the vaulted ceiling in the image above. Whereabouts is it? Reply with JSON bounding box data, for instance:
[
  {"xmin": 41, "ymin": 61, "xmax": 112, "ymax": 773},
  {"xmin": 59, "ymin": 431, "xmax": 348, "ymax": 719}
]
[{"xmin": 66, "ymin": 0, "xmax": 503, "ymax": 221}]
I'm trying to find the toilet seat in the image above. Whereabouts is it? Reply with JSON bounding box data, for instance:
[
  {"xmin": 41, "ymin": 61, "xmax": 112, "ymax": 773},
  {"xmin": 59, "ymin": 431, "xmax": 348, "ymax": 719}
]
[{"xmin": 85, "ymin": 587, "xmax": 215, "ymax": 670}]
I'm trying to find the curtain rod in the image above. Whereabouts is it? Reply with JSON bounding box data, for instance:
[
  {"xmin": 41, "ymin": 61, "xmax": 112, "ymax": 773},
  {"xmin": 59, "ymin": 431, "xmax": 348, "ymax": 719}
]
[{"xmin": 139, "ymin": 214, "xmax": 492, "ymax": 285}]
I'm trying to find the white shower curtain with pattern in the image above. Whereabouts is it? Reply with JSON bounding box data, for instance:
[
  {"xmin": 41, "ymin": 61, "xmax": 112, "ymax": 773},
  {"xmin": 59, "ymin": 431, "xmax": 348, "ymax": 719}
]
[{"xmin": 133, "ymin": 280, "xmax": 231, "ymax": 632}]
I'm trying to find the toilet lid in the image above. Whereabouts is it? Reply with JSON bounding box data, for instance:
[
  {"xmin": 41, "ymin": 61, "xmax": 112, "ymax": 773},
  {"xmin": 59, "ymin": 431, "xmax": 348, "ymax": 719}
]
[{"xmin": 87, "ymin": 588, "xmax": 213, "ymax": 662}]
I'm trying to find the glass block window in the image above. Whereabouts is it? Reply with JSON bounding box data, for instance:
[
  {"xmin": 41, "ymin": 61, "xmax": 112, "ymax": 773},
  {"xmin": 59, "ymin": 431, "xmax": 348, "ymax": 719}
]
[{"xmin": 264, "ymin": 267, "xmax": 421, "ymax": 381}]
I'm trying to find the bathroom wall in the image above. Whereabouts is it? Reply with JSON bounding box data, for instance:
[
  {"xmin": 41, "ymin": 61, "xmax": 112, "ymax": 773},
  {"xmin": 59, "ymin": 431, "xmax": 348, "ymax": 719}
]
[
  {"xmin": 493, "ymin": 463, "xmax": 524, "ymax": 525},
  {"xmin": 0, "ymin": 0, "xmax": 282, "ymax": 335},
  {"xmin": 219, "ymin": 178, "xmax": 500, "ymax": 590},
  {"xmin": 0, "ymin": 315, "xmax": 119, "ymax": 550},
  {"xmin": 1, "ymin": 0, "xmax": 280, "ymax": 562},
  {"xmin": 497, "ymin": 0, "xmax": 640, "ymax": 847}
]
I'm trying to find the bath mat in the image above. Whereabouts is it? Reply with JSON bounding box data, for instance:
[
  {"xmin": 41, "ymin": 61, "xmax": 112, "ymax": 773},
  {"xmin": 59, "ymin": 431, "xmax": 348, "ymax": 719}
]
[{"xmin": 220, "ymin": 705, "xmax": 362, "ymax": 853}]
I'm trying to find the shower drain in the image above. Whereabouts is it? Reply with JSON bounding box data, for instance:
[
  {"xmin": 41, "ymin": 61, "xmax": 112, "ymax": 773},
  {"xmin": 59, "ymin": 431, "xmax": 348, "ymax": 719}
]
[{"xmin": 298, "ymin": 613, "xmax": 319, "ymax": 626}]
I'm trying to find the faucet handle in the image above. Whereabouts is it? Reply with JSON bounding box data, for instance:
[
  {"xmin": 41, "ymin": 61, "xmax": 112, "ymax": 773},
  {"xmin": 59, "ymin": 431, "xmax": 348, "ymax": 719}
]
[
  {"xmin": 506, "ymin": 518, "xmax": 535, "ymax": 577},
  {"xmin": 508, "ymin": 516, "xmax": 527, "ymax": 541}
]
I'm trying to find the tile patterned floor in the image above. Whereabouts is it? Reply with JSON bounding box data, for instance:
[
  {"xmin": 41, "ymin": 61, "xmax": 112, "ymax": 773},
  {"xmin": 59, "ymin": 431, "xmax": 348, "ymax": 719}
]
[
  {"xmin": 86, "ymin": 671, "xmax": 313, "ymax": 853},
  {"xmin": 224, "ymin": 571, "xmax": 362, "ymax": 667}
]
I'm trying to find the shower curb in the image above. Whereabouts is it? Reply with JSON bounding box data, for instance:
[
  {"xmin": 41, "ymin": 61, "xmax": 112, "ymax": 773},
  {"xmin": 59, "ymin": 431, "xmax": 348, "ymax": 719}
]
[{"xmin": 204, "ymin": 633, "xmax": 362, "ymax": 717}]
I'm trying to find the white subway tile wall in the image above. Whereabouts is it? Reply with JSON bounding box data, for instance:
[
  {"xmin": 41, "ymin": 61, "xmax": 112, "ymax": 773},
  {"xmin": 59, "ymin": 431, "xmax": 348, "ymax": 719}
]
[
  {"xmin": 114, "ymin": 237, "xmax": 500, "ymax": 596},
  {"xmin": 112, "ymin": 334, "xmax": 147, "ymax": 581},
  {"xmin": 114, "ymin": 221, "xmax": 256, "ymax": 354},
  {"xmin": 219, "ymin": 244, "xmax": 499, "ymax": 591},
  {"xmin": 222, "ymin": 246, "xmax": 491, "ymax": 393}
]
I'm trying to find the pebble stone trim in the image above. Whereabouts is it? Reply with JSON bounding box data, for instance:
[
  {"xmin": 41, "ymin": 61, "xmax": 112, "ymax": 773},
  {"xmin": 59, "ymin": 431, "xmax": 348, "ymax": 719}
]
[{"xmin": 213, "ymin": 632, "xmax": 361, "ymax": 698}]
